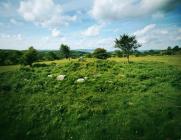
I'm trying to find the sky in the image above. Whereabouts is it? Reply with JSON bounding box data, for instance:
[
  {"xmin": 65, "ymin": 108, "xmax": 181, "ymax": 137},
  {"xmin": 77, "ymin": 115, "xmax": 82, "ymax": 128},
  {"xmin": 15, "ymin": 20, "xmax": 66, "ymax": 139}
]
[{"xmin": 0, "ymin": 0, "xmax": 181, "ymax": 51}]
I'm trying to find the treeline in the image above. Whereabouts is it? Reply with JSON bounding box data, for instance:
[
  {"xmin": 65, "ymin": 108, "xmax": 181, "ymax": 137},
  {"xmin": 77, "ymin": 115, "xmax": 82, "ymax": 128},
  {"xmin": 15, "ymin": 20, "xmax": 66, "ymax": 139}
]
[
  {"xmin": 112, "ymin": 45, "xmax": 181, "ymax": 57},
  {"xmin": 0, "ymin": 44, "xmax": 180, "ymax": 66},
  {"xmin": 87, "ymin": 45, "xmax": 181, "ymax": 59},
  {"xmin": 0, "ymin": 47, "xmax": 88, "ymax": 65}
]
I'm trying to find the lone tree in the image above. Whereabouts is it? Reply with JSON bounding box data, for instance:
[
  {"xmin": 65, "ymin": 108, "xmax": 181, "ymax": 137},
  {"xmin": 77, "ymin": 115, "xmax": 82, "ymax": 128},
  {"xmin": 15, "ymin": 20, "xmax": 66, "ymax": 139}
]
[
  {"xmin": 21, "ymin": 46, "xmax": 38, "ymax": 66},
  {"xmin": 173, "ymin": 45, "xmax": 179, "ymax": 52},
  {"xmin": 166, "ymin": 46, "xmax": 173, "ymax": 55},
  {"xmin": 60, "ymin": 44, "xmax": 70, "ymax": 59},
  {"xmin": 93, "ymin": 48, "xmax": 109, "ymax": 59},
  {"xmin": 114, "ymin": 34, "xmax": 141, "ymax": 63}
]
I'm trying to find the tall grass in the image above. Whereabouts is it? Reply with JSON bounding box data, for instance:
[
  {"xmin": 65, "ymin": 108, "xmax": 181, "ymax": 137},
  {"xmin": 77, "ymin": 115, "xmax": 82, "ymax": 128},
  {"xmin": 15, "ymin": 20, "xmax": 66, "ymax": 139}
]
[{"xmin": 0, "ymin": 59, "xmax": 181, "ymax": 140}]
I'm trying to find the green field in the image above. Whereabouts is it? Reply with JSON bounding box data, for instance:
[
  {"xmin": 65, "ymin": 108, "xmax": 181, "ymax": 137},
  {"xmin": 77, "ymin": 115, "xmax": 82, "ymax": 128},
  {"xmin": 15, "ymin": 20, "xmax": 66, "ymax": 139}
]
[
  {"xmin": 1, "ymin": 55, "xmax": 181, "ymax": 73},
  {"xmin": 0, "ymin": 65, "xmax": 20, "ymax": 73},
  {"xmin": 110, "ymin": 55, "xmax": 181, "ymax": 68},
  {"xmin": 0, "ymin": 55, "xmax": 181, "ymax": 140}
]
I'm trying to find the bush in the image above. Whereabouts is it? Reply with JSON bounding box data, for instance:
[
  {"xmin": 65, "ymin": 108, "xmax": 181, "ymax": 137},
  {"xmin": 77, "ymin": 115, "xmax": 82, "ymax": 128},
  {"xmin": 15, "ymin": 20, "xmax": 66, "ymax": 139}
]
[
  {"xmin": 21, "ymin": 47, "xmax": 38, "ymax": 66},
  {"xmin": 114, "ymin": 50, "xmax": 123, "ymax": 57},
  {"xmin": 93, "ymin": 48, "xmax": 109, "ymax": 59},
  {"xmin": 33, "ymin": 63, "xmax": 48, "ymax": 67}
]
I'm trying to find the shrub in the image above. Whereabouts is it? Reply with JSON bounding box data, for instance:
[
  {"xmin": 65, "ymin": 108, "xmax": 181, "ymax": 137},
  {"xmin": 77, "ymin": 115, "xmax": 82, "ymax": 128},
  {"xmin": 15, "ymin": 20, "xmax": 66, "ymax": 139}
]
[
  {"xmin": 21, "ymin": 46, "xmax": 38, "ymax": 66},
  {"xmin": 93, "ymin": 48, "xmax": 109, "ymax": 59},
  {"xmin": 33, "ymin": 63, "xmax": 48, "ymax": 67},
  {"xmin": 114, "ymin": 50, "xmax": 123, "ymax": 57}
]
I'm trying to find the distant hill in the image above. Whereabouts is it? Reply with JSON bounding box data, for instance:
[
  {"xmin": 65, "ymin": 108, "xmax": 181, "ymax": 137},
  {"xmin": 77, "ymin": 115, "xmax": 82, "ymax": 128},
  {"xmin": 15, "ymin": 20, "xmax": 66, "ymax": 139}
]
[{"xmin": 74, "ymin": 49, "xmax": 94, "ymax": 53}]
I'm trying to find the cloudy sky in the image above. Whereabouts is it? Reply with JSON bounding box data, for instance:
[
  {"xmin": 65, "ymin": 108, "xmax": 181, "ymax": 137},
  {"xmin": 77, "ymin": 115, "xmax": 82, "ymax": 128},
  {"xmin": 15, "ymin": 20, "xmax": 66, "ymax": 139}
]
[{"xmin": 0, "ymin": 0, "xmax": 181, "ymax": 50}]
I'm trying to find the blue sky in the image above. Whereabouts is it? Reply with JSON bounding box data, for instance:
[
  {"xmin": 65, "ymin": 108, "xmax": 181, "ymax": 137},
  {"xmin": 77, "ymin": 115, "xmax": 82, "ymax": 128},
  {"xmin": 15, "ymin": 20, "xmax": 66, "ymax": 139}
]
[{"xmin": 0, "ymin": 0, "xmax": 181, "ymax": 50}]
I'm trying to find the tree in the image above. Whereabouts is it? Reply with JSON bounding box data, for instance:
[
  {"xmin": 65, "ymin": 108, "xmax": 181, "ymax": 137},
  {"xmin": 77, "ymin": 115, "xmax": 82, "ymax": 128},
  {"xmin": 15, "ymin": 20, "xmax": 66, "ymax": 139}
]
[
  {"xmin": 166, "ymin": 46, "xmax": 173, "ymax": 55},
  {"xmin": 114, "ymin": 50, "xmax": 123, "ymax": 57},
  {"xmin": 173, "ymin": 46, "xmax": 180, "ymax": 52},
  {"xmin": 47, "ymin": 52, "xmax": 57, "ymax": 60},
  {"xmin": 93, "ymin": 48, "xmax": 109, "ymax": 59},
  {"xmin": 114, "ymin": 34, "xmax": 141, "ymax": 63},
  {"xmin": 60, "ymin": 44, "xmax": 70, "ymax": 59},
  {"xmin": 21, "ymin": 46, "xmax": 38, "ymax": 66},
  {"xmin": 84, "ymin": 53, "xmax": 92, "ymax": 58}
]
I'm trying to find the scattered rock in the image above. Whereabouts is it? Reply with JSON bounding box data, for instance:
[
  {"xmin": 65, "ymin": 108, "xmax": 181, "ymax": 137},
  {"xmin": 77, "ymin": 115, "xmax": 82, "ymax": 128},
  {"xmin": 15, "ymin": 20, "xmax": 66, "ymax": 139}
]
[
  {"xmin": 78, "ymin": 57, "xmax": 84, "ymax": 62},
  {"xmin": 24, "ymin": 78, "xmax": 29, "ymax": 82},
  {"xmin": 48, "ymin": 74, "xmax": 53, "ymax": 78},
  {"xmin": 56, "ymin": 75, "xmax": 65, "ymax": 81},
  {"xmin": 107, "ymin": 80, "xmax": 113, "ymax": 83},
  {"xmin": 76, "ymin": 78, "xmax": 85, "ymax": 83},
  {"xmin": 128, "ymin": 102, "xmax": 134, "ymax": 106}
]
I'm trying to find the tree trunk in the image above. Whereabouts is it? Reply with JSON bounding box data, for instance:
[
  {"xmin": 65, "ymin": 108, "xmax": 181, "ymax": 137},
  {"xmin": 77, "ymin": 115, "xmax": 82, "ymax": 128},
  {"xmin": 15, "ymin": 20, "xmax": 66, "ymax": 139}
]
[{"xmin": 127, "ymin": 55, "xmax": 129, "ymax": 63}]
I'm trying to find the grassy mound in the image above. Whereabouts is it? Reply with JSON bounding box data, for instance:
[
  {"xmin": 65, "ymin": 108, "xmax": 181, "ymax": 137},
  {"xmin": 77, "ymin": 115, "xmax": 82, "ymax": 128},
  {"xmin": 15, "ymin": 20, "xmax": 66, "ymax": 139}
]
[{"xmin": 0, "ymin": 60, "xmax": 181, "ymax": 140}]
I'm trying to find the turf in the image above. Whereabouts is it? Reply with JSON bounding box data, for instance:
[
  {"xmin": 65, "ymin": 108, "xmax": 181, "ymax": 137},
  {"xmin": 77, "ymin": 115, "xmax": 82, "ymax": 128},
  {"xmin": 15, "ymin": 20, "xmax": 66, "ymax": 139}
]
[
  {"xmin": 1, "ymin": 55, "xmax": 181, "ymax": 74},
  {"xmin": 0, "ymin": 65, "xmax": 20, "ymax": 73},
  {"xmin": 0, "ymin": 59, "xmax": 181, "ymax": 140}
]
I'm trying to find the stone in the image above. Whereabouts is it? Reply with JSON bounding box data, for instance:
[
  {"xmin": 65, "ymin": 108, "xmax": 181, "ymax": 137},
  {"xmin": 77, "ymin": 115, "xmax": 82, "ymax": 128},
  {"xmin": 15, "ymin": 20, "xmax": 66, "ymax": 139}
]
[
  {"xmin": 56, "ymin": 75, "xmax": 65, "ymax": 81},
  {"xmin": 78, "ymin": 57, "xmax": 84, "ymax": 62},
  {"xmin": 84, "ymin": 77, "xmax": 88, "ymax": 80},
  {"xmin": 48, "ymin": 74, "xmax": 53, "ymax": 78},
  {"xmin": 76, "ymin": 78, "xmax": 85, "ymax": 83}
]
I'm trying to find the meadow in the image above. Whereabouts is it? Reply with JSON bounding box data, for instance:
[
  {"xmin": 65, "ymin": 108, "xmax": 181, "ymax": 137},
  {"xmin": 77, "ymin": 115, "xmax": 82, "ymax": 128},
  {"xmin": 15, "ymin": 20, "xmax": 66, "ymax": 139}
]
[
  {"xmin": 0, "ymin": 55, "xmax": 181, "ymax": 140},
  {"xmin": 0, "ymin": 55, "xmax": 181, "ymax": 73}
]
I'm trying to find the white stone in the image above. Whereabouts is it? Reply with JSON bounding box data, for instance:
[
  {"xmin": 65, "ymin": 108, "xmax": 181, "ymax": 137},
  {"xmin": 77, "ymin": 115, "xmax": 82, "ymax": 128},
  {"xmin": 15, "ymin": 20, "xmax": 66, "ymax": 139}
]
[
  {"xmin": 76, "ymin": 78, "xmax": 85, "ymax": 83},
  {"xmin": 48, "ymin": 74, "xmax": 53, "ymax": 78},
  {"xmin": 24, "ymin": 78, "xmax": 29, "ymax": 82},
  {"xmin": 56, "ymin": 75, "xmax": 65, "ymax": 81},
  {"xmin": 78, "ymin": 56, "xmax": 84, "ymax": 62},
  {"xmin": 107, "ymin": 80, "xmax": 113, "ymax": 83},
  {"xmin": 84, "ymin": 77, "xmax": 88, "ymax": 80}
]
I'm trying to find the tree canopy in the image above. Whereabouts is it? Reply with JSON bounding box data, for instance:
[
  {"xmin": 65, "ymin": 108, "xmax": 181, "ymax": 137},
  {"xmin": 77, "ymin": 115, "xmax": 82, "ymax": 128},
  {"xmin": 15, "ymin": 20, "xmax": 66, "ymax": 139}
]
[
  {"xmin": 21, "ymin": 46, "xmax": 38, "ymax": 66},
  {"xmin": 115, "ymin": 34, "xmax": 141, "ymax": 63},
  {"xmin": 60, "ymin": 44, "xmax": 70, "ymax": 59},
  {"xmin": 93, "ymin": 48, "xmax": 109, "ymax": 59}
]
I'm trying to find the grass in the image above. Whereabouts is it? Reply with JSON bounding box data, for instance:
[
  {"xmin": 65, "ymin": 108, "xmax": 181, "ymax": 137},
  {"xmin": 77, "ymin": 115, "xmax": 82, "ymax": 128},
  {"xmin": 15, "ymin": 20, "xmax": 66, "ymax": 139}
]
[
  {"xmin": 0, "ymin": 58, "xmax": 181, "ymax": 140},
  {"xmin": 1, "ymin": 55, "xmax": 180, "ymax": 74},
  {"xmin": 110, "ymin": 55, "xmax": 181, "ymax": 68},
  {"xmin": 0, "ymin": 65, "xmax": 20, "ymax": 73}
]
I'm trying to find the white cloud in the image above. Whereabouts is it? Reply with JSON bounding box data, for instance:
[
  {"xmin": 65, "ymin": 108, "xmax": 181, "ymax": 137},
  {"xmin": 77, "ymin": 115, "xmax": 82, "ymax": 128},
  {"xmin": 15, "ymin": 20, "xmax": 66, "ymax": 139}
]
[
  {"xmin": 152, "ymin": 12, "xmax": 165, "ymax": 19},
  {"xmin": 0, "ymin": 22, "xmax": 3, "ymax": 26},
  {"xmin": 0, "ymin": 34, "xmax": 25, "ymax": 50},
  {"xmin": 0, "ymin": 1, "xmax": 17, "ymax": 17},
  {"xmin": 134, "ymin": 24, "xmax": 181, "ymax": 49},
  {"xmin": 0, "ymin": 33, "xmax": 68, "ymax": 50},
  {"xmin": 18, "ymin": 0, "xmax": 77, "ymax": 28},
  {"xmin": 175, "ymin": 36, "xmax": 181, "ymax": 41},
  {"xmin": 91, "ymin": 0, "xmax": 180, "ymax": 21},
  {"xmin": 134, "ymin": 24, "xmax": 156, "ymax": 37},
  {"xmin": 0, "ymin": 33, "xmax": 22, "ymax": 41},
  {"xmin": 9, "ymin": 18, "xmax": 23, "ymax": 25},
  {"xmin": 51, "ymin": 29, "xmax": 61, "ymax": 37},
  {"xmin": 10, "ymin": 19, "xmax": 18, "ymax": 24},
  {"xmin": 67, "ymin": 37, "xmax": 114, "ymax": 50},
  {"xmin": 61, "ymin": 0, "xmax": 93, "ymax": 13},
  {"xmin": 16, "ymin": 34, "xmax": 23, "ymax": 40},
  {"xmin": 81, "ymin": 24, "xmax": 104, "ymax": 37},
  {"xmin": 178, "ymin": 28, "xmax": 181, "ymax": 33}
]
